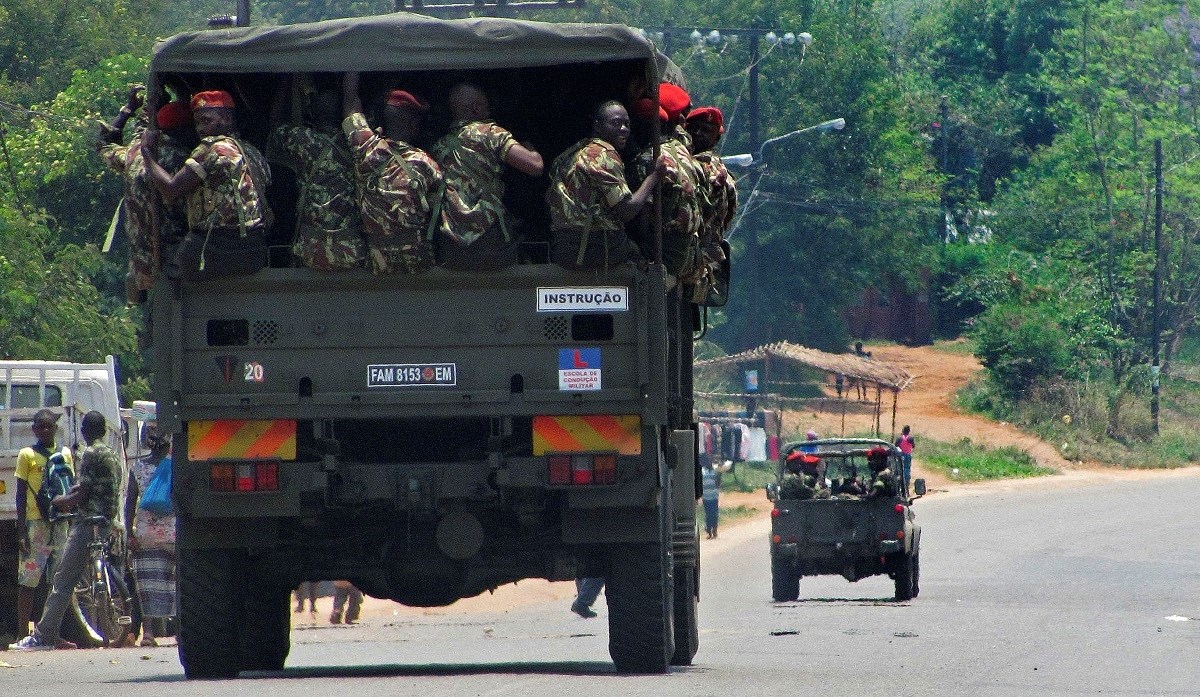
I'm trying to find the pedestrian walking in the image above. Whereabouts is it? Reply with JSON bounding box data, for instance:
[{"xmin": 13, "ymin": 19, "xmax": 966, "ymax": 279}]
[
  {"xmin": 701, "ymin": 460, "xmax": 721, "ymax": 539},
  {"xmin": 896, "ymin": 425, "xmax": 916, "ymax": 493},
  {"xmin": 570, "ymin": 577, "xmax": 603, "ymax": 618}
]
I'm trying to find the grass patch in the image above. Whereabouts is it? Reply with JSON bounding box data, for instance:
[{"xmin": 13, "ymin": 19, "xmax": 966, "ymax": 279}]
[
  {"xmin": 930, "ymin": 337, "xmax": 977, "ymax": 356},
  {"xmin": 920, "ymin": 436, "xmax": 1056, "ymax": 481},
  {"xmin": 719, "ymin": 459, "xmax": 776, "ymax": 493},
  {"xmin": 698, "ymin": 502, "xmax": 761, "ymax": 523}
]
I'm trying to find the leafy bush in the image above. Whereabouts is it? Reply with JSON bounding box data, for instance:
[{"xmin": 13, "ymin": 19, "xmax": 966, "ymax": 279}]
[{"xmin": 971, "ymin": 304, "xmax": 1073, "ymax": 398}]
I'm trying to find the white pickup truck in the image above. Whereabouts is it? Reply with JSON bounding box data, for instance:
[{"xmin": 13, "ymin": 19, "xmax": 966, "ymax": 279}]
[{"xmin": 0, "ymin": 357, "xmax": 132, "ymax": 644}]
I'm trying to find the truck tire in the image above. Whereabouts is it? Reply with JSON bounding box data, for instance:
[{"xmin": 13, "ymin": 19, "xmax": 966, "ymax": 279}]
[
  {"xmin": 771, "ymin": 554, "xmax": 800, "ymax": 602},
  {"xmin": 893, "ymin": 551, "xmax": 915, "ymax": 601},
  {"xmin": 178, "ymin": 547, "xmax": 242, "ymax": 679},
  {"xmin": 911, "ymin": 550, "xmax": 921, "ymax": 598},
  {"xmin": 607, "ymin": 538, "xmax": 673, "ymax": 673},
  {"xmin": 238, "ymin": 582, "xmax": 290, "ymax": 672},
  {"xmin": 670, "ymin": 562, "xmax": 699, "ymax": 666}
]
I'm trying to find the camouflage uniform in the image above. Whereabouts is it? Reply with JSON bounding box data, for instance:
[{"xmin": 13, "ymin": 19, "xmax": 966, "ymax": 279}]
[
  {"xmin": 342, "ymin": 112, "xmax": 440, "ymax": 274},
  {"xmin": 269, "ymin": 124, "xmax": 365, "ymax": 270},
  {"xmin": 780, "ymin": 471, "xmax": 830, "ymax": 500},
  {"xmin": 98, "ymin": 123, "xmax": 190, "ymax": 290},
  {"xmin": 76, "ymin": 441, "xmax": 120, "ymax": 521},
  {"xmin": 692, "ymin": 150, "xmax": 736, "ymax": 264},
  {"xmin": 183, "ymin": 135, "xmax": 273, "ymax": 236},
  {"xmin": 868, "ymin": 467, "xmax": 897, "ymax": 498},
  {"xmin": 431, "ymin": 120, "xmax": 517, "ymax": 245},
  {"xmin": 631, "ymin": 125, "xmax": 704, "ymax": 276},
  {"xmin": 547, "ymin": 138, "xmax": 638, "ymax": 270}
]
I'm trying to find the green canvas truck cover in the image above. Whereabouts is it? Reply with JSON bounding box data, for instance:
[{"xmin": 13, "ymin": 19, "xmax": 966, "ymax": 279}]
[{"xmin": 150, "ymin": 12, "xmax": 682, "ymax": 81}]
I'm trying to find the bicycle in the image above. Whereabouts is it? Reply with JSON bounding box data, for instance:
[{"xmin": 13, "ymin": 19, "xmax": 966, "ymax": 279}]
[{"xmin": 68, "ymin": 514, "xmax": 135, "ymax": 648}]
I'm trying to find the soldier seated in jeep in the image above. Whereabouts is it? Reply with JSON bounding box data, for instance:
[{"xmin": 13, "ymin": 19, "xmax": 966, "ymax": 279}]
[{"xmin": 779, "ymin": 451, "xmax": 829, "ymax": 500}]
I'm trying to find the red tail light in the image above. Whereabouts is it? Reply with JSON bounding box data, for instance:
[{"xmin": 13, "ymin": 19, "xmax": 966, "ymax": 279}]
[
  {"xmin": 548, "ymin": 455, "xmax": 571, "ymax": 485},
  {"xmin": 546, "ymin": 453, "xmax": 619, "ymax": 486},
  {"xmin": 593, "ymin": 455, "xmax": 617, "ymax": 485},
  {"xmin": 211, "ymin": 461, "xmax": 280, "ymax": 492},
  {"xmin": 895, "ymin": 503, "xmax": 905, "ymax": 513},
  {"xmin": 571, "ymin": 455, "xmax": 593, "ymax": 485},
  {"xmin": 210, "ymin": 463, "xmax": 235, "ymax": 492},
  {"xmin": 256, "ymin": 462, "xmax": 279, "ymax": 491}
]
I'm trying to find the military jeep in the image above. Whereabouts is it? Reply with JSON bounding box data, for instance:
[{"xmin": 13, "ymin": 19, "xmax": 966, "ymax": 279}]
[{"xmin": 766, "ymin": 438, "xmax": 924, "ymax": 601}]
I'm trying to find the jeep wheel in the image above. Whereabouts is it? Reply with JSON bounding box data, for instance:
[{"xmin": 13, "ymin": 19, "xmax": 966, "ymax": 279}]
[
  {"xmin": 911, "ymin": 550, "xmax": 921, "ymax": 598},
  {"xmin": 178, "ymin": 548, "xmax": 242, "ymax": 679},
  {"xmin": 238, "ymin": 578, "xmax": 291, "ymax": 672},
  {"xmin": 670, "ymin": 562, "xmax": 699, "ymax": 666},
  {"xmin": 893, "ymin": 552, "xmax": 915, "ymax": 601},
  {"xmin": 771, "ymin": 554, "xmax": 800, "ymax": 602}
]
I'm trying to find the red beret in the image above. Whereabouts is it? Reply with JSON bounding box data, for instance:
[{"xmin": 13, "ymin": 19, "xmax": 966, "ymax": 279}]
[
  {"xmin": 687, "ymin": 106, "xmax": 725, "ymax": 133},
  {"xmin": 658, "ymin": 83, "xmax": 691, "ymax": 119},
  {"xmin": 867, "ymin": 446, "xmax": 889, "ymax": 458},
  {"xmin": 631, "ymin": 97, "xmax": 668, "ymax": 122},
  {"xmin": 190, "ymin": 90, "xmax": 234, "ymax": 110},
  {"xmin": 156, "ymin": 101, "xmax": 192, "ymax": 130},
  {"xmin": 386, "ymin": 90, "xmax": 429, "ymax": 113}
]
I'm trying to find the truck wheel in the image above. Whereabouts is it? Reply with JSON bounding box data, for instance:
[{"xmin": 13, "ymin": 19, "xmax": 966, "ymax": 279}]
[
  {"xmin": 178, "ymin": 548, "xmax": 242, "ymax": 679},
  {"xmin": 911, "ymin": 550, "xmax": 921, "ymax": 598},
  {"xmin": 893, "ymin": 552, "xmax": 915, "ymax": 601},
  {"xmin": 670, "ymin": 562, "xmax": 699, "ymax": 666},
  {"xmin": 607, "ymin": 539, "xmax": 673, "ymax": 673},
  {"xmin": 771, "ymin": 554, "xmax": 800, "ymax": 602},
  {"xmin": 238, "ymin": 581, "xmax": 291, "ymax": 672}
]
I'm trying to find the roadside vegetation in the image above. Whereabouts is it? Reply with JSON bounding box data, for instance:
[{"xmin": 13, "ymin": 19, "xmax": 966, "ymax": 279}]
[{"xmin": 918, "ymin": 436, "xmax": 1055, "ymax": 481}]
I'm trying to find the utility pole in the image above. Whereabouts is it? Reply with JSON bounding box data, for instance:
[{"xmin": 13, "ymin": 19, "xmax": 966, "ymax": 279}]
[
  {"xmin": 1152, "ymin": 138, "xmax": 1163, "ymax": 434},
  {"xmin": 745, "ymin": 30, "xmax": 763, "ymax": 351},
  {"xmin": 938, "ymin": 95, "xmax": 948, "ymax": 242},
  {"xmin": 236, "ymin": 0, "xmax": 250, "ymax": 26}
]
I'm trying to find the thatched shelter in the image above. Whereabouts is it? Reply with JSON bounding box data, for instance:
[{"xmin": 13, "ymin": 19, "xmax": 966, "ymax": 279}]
[{"xmin": 694, "ymin": 341, "xmax": 913, "ymax": 437}]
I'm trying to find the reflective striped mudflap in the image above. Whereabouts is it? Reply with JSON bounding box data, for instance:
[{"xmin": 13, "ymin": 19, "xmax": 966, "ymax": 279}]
[
  {"xmin": 532, "ymin": 415, "xmax": 641, "ymax": 455},
  {"xmin": 187, "ymin": 419, "xmax": 297, "ymax": 461}
]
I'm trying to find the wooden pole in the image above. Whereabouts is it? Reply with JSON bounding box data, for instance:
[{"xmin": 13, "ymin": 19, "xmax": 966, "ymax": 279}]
[
  {"xmin": 878, "ymin": 381, "xmax": 888, "ymax": 434},
  {"xmin": 890, "ymin": 388, "xmax": 898, "ymax": 441}
]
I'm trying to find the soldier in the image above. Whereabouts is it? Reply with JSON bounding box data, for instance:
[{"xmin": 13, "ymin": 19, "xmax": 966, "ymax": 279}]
[
  {"xmin": 546, "ymin": 100, "xmax": 666, "ymax": 270},
  {"xmin": 268, "ymin": 77, "xmax": 365, "ymax": 271},
  {"xmin": 628, "ymin": 82, "xmax": 705, "ymax": 277},
  {"xmin": 685, "ymin": 106, "xmax": 736, "ymax": 293},
  {"xmin": 780, "ymin": 452, "xmax": 829, "ymax": 500},
  {"xmin": 97, "ymin": 86, "xmax": 194, "ymax": 302},
  {"xmin": 866, "ymin": 446, "xmax": 897, "ymax": 498},
  {"xmin": 341, "ymin": 72, "xmax": 442, "ymax": 274},
  {"xmin": 431, "ymin": 82, "xmax": 544, "ymax": 269},
  {"xmin": 142, "ymin": 89, "xmax": 273, "ymax": 280}
]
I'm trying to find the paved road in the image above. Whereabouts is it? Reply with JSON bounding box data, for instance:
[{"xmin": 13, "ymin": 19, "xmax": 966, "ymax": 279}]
[{"xmin": 5, "ymin": 474, "xmax": 1198, "ymax": 696}]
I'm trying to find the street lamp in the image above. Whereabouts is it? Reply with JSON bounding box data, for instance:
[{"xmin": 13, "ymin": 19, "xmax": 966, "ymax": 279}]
[
  {"xmin": 721, "ymin": 118, "xmax": 845, "ymax": 168},
  {"xmin": 723, "ymin": 117, "xmax": 846, "ymax": 350}
]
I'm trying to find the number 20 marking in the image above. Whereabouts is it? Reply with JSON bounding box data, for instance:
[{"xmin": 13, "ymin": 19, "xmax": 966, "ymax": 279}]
[{"xmin": 244, "ymin": 362, "xmax": 264, "ymax": 383}]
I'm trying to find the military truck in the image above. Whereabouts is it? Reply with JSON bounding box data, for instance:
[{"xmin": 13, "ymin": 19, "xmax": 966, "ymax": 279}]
[
  {"xmin": 0, "ymin": 357, "xmax": 131, "ymax": 645},
  {"xmin": 766, "ymin": 438, "xmax": 924, "ymax": 602},
  {"xmin": 145, "ymin": 13, "xmax": 716, "ymax": 678}
]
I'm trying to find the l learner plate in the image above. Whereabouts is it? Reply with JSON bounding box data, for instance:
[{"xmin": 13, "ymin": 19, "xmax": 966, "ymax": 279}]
[{"xmin": 367, "ymin": 363, "xmax": 457, "ymax": 388}]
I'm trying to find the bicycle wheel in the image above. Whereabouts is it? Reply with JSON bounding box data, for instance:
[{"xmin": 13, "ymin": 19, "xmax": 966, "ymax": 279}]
[{"xmin": 75, "ymin": 558, "xmax": 134, "ymax": 647}]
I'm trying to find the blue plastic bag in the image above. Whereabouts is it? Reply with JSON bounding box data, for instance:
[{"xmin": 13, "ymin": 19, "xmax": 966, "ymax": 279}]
[{"xmin": 139, "ymin": 456, "xmax": 173, "ymax": 515}]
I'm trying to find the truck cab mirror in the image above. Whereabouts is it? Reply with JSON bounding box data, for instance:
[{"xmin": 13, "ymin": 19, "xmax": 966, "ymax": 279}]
[
  {"xmin": 912, "ymin": 478, "xmax": 926, "ymax": 497},
  {"xmin": 765, "ymin": 482, "xmax": 778, "ymax": 502}
]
